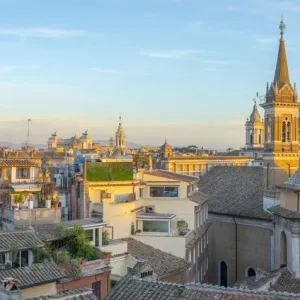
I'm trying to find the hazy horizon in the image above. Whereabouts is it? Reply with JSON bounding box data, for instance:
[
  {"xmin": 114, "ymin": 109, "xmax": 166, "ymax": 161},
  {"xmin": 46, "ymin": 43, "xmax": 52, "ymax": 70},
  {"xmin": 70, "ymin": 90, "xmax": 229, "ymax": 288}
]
[{"xmin": 0, "ymin": 0, "xmax": 298, "ymax": 148}]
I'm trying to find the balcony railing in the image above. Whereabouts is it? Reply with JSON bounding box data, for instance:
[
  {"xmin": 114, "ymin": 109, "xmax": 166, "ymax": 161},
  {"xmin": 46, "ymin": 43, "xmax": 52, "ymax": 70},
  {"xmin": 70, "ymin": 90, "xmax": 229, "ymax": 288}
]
[
  {"xmin": 114, "ymin": 193, "xmax": 136, "ymax": 203},
  {"xmin": 1, "ymin": 207, "xmax": 61, "ymax": 225}
]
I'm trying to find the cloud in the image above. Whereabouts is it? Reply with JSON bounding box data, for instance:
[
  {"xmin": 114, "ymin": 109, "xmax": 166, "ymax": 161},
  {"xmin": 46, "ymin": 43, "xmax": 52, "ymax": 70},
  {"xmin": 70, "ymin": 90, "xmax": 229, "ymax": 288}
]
[
  {"xmin": 139, "ymin": 49, "xmax": 203, "ymax": 59},
  {"xmin": 0, "ymin": 27, "xmax": 90, "ymax": 38},
  {"xmin": 0, "ymin": 65, "xmax": 40, "ymax": 72},
  {"xmin": 90, "ymin": 68, "xmax": 125, "ymax": 74}
]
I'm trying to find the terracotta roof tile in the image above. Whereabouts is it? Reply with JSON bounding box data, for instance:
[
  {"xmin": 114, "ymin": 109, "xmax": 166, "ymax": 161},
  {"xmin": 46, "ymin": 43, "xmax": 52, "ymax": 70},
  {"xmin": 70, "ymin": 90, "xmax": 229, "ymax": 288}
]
[
  {"xmin": 25, "ymin": 288, "xmax": 98, "ymax": 299},
  {"xmin": 105, "ymin": 277, "xmax": 300, "ymax": 299},
  {"xmin": 0, "ymin": 230, "xmax": 44, "ymax": 253},
  {"xmin": 199, "ymin": 166, "xmax": 272, "ymax": 220},
  {"xmin": 0, "ymin": 261, "xmax": 64, "ymax": 288},
  {"xmin": 122, "ymin": 238, "xmax": 191, "ymax": 278},
  {"xmin": 0, "ymin": 159, "xmax": 36, "ymax": 167},
  {"xmin": 145, "ymin": 170, "xmax": 198, "ymax": 183}
]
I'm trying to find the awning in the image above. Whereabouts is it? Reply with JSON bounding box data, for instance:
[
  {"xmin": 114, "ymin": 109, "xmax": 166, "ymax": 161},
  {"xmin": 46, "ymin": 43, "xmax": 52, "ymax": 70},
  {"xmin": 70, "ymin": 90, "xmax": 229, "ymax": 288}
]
[{"xmin": 9, "ymin": 184, "xmax": 41, "ymax": 193}]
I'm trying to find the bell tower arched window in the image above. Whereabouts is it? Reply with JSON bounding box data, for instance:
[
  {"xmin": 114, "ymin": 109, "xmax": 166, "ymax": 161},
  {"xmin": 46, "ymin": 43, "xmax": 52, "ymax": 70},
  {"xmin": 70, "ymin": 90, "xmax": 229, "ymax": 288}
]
[
  {"xmin": 282, "ymin": 118, "xmax": 292, "ymax": 142},
  {"xmin": 250, "ymin": 130, "xmax": 253, "ymax": 145},
  {"xmin": 282, "ymin": 122, "xmax": 286, "ymax": 142}
]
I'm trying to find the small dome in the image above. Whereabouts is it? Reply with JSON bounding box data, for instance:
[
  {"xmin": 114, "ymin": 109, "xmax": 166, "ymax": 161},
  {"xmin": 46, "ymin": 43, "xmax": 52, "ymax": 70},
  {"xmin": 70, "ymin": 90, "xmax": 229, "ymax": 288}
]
[
  {"xmin": 249, "ymin": 102, "xmax": 262, "ymax": 123},
  {"xmin": 161, "ymin": 139, "xmax": 172, "ymax": 150}
]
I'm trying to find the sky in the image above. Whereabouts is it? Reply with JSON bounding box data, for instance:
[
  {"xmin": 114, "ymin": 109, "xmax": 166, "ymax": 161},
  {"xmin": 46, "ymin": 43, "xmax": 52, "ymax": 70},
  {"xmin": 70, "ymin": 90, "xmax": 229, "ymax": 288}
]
[{"xmin": 1, "ymin": 0, "xmax": 300, "ymax": 149}]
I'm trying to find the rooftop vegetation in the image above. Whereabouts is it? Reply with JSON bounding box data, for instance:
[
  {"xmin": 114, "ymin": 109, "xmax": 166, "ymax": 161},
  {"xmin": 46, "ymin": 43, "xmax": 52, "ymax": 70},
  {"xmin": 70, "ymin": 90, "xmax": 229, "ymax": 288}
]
[{"xmin": 86, "ymin": 162, "xmax": 133, "ymax": 181}]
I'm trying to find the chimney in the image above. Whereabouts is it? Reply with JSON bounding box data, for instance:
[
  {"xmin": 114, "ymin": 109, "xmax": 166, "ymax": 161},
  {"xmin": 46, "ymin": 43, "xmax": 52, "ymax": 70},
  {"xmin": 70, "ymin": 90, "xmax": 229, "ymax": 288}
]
[{"xmin": 0, "ymin": 278, "xmax": 21, "ymax": 300}]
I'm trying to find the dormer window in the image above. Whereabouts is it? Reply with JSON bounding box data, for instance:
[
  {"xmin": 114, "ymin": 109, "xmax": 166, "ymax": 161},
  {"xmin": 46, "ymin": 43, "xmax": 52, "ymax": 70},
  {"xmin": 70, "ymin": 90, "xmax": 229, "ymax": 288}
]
[{"xmin": 141, "ymin": 271, "xmax": 153, "ymax": 278}]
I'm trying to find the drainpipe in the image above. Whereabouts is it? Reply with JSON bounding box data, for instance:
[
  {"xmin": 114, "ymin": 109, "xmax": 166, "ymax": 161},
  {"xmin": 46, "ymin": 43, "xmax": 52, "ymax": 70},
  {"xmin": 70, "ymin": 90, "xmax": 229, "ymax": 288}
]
[
  {"xmin": 266, "ymin": 163, "xmax": 270, "ymax": 190},
  {"xmin": 105, "ymin": 225, "xmax": 114, "ymax": 239},
  {"xmin": 233, "ymin": 216, "xmax": 238, "ymax": 282}
]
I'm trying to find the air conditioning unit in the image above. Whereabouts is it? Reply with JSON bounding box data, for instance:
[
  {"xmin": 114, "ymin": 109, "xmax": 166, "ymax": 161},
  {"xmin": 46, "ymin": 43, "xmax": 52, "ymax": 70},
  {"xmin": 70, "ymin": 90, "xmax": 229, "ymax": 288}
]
[{"xmin": 145, "ymin": 205, "xmax": 155, "ymax": 213}]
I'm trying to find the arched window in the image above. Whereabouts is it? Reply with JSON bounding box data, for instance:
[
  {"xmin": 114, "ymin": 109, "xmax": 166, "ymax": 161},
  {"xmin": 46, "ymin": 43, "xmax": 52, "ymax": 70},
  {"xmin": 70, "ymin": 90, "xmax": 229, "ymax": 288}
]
[
  {"xmin": 282, "ymin": 118, "xmax": 292, "ymax": 143},
  {"xmin": 282, "ymin": 122, "xmax": 286, "ymax": 142},
  {"xmin": 220, "ymin": 261, "xmax": 228, "ymax": 287},
  {"xmin": 287, "ymin": 122, "xmax": 291, "ymax": 142},
  {"xmin": 250, "ymin": 130, "xmax": 253, "ymax": 145},
  {"xmin": 280, "ymin": 231, "xmax": 287, "ymax": 267},
  {"xmin": 247, "ymin": 268, "xmax": 256, "ymax": 277},
  {"xmin": 259, "ymin": 131, "xmax": 261, "ymax": 144}
]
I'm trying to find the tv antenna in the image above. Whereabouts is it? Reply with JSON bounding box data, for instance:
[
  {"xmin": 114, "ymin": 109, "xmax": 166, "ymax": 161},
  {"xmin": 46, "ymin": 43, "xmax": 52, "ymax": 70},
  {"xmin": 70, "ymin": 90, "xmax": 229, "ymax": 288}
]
[{"xmin": 26, "ymin": 119, "xmax": 32, "ymax": 148}]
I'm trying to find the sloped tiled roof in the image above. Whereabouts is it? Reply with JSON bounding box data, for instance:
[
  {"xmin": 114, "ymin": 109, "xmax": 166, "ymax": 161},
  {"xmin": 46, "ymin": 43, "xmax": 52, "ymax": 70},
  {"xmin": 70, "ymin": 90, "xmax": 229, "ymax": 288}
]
[
  {"xmin": 0, "ymin": 230, "xmax": 44, "ymax": 253},
  {"xmin": 199, "ymin": 166, "xmax": 272, "ymax": 220},
  {"xmin": 144, "ymin": 170, "xmax": 198, "ymax": 183},
  {"xmin": 122, "ymin": 238, "xmax": 191, "ymax": 278},
  {"xmin": 188, "ymin": 191, "xmax": 208, "ymax": 205},
  {"xmin": 105, "ymin": 277, "xmax": 300, "ymax": 299},
  {"xmin": 0, "ymin": 261, "xmax": 64, "ymax": 288},
  {"xmin": 0, "ymin": 158, "xmax": 36, "ymax": 167},
  {"xmin": 235, "ymin": 268, "xmax": 300, "ymax": 295},
  {"xmin": 268, "ymin": 205, "xmax": 300, "ymax": 220},
  {"xmin": 271, "ymin": 268, "xmax": 300, "ymax": 294},
  {"xmin": 27, "ymin": 288, "xmax": 98, "ymax": 300}
]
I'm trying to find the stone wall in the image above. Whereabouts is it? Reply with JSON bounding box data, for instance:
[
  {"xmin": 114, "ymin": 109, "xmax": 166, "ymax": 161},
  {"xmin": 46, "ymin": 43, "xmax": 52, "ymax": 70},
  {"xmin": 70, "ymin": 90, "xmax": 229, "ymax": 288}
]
[{"xmin": 208, "ymin": 217, "xmax": 272, "ymax": 287}]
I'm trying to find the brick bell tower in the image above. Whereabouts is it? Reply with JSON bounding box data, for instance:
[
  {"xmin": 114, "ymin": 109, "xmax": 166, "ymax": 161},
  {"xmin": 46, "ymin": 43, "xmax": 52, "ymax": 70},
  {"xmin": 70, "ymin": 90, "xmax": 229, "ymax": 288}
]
[{"xmin": 260, "ymin": 17, "xmax": 300, "ymax": 209}]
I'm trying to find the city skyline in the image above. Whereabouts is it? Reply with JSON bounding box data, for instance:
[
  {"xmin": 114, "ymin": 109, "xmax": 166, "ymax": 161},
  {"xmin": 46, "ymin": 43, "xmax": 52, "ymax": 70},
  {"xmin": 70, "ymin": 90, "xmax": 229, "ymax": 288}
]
[{"xmin": 1, "ymin": 0, "xmax": 300, "ymax": 147}]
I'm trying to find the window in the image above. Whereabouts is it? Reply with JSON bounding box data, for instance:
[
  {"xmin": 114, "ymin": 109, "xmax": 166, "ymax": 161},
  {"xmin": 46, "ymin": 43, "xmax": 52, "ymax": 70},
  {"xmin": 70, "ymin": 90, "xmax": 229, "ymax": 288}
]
[
  {"xmin": 20, "ymin": 250, "xmax": 28, "ymax": 267},
  {"xmin": 16, "ymin": 168, "xmax": 30, "ymax": 179},
  {"xmin": 127, "ymin": 267, "xmax": 133, "ymax": 274},
  {"xmin": 141, "ymin": 271, "xmax": 153, "ymax": 278},
  {"xmin": 280, "ymin": 231, "xmax": 287, "ymax": 267},
  {"xmin": 220, "ymin": 261, "xmax": 228, "ymax": 287},
  {"xmin": 92, "ymin": 281, "xmax": 101, "ymax": 299},
  {"xmin": 206, "ymin": 231, "xmax": 208, "ymax": 246},
  {"xmin": 150, "ymin": 186, "xmax": 178, "ymax": 198},
  {"xmin": 201, "ymin": 238, "xmax": 203, "ymax": 253},
  {"xmin": 85, "ymin": 229, "xmax": 94, "ymax": 242},
  {"xmin": 282, "ymin": 118, "xmax": 292, "ymax": 143},
  {"xmin": 143, "ymin": 220, "xmax": 169, "ymax": 233},
  {"xmin": 139, "ymin": 188, "xmax": 143, "ymax": 198},
  {"xmin": 247, "ymin": 268, "xmax": 256, "ymax": 277},
  {"xmin": 201, "ymin": 265, "xmax": 203, "ymax": 282}
]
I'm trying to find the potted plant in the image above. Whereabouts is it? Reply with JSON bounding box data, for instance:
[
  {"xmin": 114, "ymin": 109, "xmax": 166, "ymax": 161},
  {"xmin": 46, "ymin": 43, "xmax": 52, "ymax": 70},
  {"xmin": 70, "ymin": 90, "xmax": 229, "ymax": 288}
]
[
  {"xmin": 52, "ymin": 196, "xmax": 59, "ymax": 208},
  {"xmin": 100, "ymin": 251, "xmax": 111, "ymax": 265},
  {"xmin": 14, "ymin": 194, "xmax": 24, "ymax": 209},
  {"xmin": 177, "ymin": 220, "xmax": 188, "ymax": 236},
  {"xmin": 28, "ymin": 195, "xmax": 34, "ymax": 209}
]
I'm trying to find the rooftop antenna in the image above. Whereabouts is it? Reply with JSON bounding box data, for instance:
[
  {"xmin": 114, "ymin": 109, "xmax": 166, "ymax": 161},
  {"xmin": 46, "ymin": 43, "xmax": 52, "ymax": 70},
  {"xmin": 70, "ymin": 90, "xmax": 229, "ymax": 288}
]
[{"xmin": 26, "ymin": 119, "xmax": 32, "ymax": 148}]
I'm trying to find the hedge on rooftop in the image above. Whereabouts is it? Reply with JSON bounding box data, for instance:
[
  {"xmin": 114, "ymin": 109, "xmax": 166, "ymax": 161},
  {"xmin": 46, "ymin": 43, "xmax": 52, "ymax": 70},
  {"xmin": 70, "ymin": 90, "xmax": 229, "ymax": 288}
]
[{"xmin": 86, "ymin": 162, "xmax": 133, "ymax": 181}]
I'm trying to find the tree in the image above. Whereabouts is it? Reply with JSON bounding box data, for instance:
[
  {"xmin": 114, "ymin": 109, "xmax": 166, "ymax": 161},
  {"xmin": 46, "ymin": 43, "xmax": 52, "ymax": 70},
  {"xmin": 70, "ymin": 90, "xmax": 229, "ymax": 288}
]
[{"xmin": 54, "ymin": 223, "xmax": 96, "ymax": 261}]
